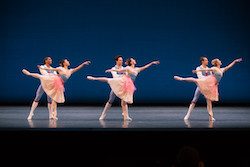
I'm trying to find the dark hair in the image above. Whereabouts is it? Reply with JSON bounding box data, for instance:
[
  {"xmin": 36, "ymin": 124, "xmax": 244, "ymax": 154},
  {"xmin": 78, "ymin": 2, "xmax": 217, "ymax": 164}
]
[
  {"xmin": 43, "ymin": 57, "xmax": 50, "ymax": 63},
  {"xmin": 114, "ymin": 55, "xmax": 123, "ymax": 62},
  {"xmin": 59, "ymin": 59, "xmax": 66, "ymax": 67},
  {"xmin": 125, "ymin": 58, "xmax": 132, "ymax": 66},
  {"xmin": 200, "ymin": 57, "xmax": 206, "ymax": 63}
]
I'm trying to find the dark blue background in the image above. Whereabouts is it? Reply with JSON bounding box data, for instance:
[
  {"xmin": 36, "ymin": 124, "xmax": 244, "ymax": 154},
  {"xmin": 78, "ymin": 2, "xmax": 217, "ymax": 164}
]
[{"xmin": 1, "ymin": 0, "xmax": 249, "ymax": 104}]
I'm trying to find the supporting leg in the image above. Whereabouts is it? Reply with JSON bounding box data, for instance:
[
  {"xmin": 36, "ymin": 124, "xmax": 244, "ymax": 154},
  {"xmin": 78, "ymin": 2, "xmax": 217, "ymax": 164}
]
[
  {"xmin": 121, "ymin": 100, "xmax": 132, "ymax": 121},
  {"xmin": 47, "ymin": 96, "xmax": 53, "ymax": 119},
  {"xmin": 27, "ymin": 85, "xmax": 44, "ymax": 120},
  {"xmin": 207, "ymin": 99, "xmax": 215, "ymax": 121},
  {"xmin": 184, "ymin": 102, "xmax": 196, "ymax": 120},
  {"xmin": 27, "ymin": 101, "xmax": 38, "ymax": 120},
  {"xmin": 48, "ymin": 102, "xmax": 53, "ymax": 119},
  {"xmin": 184, "ymin": 87, "xmax": 201, "ymax": 120},
  {"xmin": 99, "ymin": 102, "xmax": 112, "ymax": 120},
  {"xmin": 99, "ymin": 90, "xmax": 116, "ymax": 120},
  {"xmin": 52, "ymin": 100, "xmax": 58, "ymax": 120}
]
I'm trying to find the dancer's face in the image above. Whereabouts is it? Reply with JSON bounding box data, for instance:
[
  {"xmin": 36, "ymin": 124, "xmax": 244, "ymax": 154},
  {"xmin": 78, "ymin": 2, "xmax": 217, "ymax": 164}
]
[
  {"xmin": 217, "ymin": 59, "xmax": 222, "ymax": 65},
  {"xmin": 64, "ymin": 59, "xmax": 70, "ymax": 66},
  {"xmin": 116, "ymin": 57, "xmax": 123, "ymax": 66},
  {"xmin": 45, "ymin": 57, "xmax": 52, "ymax": 65},
  {"xmin": 202, "ymin": 57, "xmax": 208, "ymax": 66},
  {"xmin": 131, "ymin": 58, "xmax": 136, "ymax": 65}
]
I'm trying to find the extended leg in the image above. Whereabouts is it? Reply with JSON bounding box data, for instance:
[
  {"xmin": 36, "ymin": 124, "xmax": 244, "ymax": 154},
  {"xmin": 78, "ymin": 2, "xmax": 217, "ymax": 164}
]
[
  {"xmin": 22, "ymin": 69, "xmax": 42, "ymax": 79},
  {"xmin": 174, "ymin": 76, "xmax": 197, "ymax": 83},
  {"xmin": 87, "ymin": 76, "xmax": 109, "ymax": 82}
]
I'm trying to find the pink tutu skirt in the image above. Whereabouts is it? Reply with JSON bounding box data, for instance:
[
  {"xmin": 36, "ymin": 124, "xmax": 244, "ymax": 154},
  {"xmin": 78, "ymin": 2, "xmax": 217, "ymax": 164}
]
[
  {"xmin": 196, "ymin": 75, "xmax": 219, "ymax": 101},
  {"xmin": 40, "ymin": 75, "xmax": 65, "ymax": 103},
  {"xmin": 108, "ymin": 75, "xmax": 136, "ymax": 104}
]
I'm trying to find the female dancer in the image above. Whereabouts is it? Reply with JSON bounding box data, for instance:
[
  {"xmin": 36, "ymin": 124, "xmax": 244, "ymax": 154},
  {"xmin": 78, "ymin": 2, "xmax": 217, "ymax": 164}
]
[
  {"xmin": 87, "ymin": 58, "xmax": 160, "ymax": 120},
  {"xmin": 22, "ymin": 59, "xmax": 91, "ymax": 120},
  {"xmin": 174, "ymin": 58, "xmax": 242, "ymax": 121}
]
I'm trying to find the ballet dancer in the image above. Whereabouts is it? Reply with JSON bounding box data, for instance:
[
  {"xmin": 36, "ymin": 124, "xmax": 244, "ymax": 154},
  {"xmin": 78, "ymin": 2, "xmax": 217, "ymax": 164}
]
[
  {"xmin": 27, "ymin": 57, "xmax": 57, "ymax": 120},
  {"xmin": 87, "ymin": 58, "xmax": 160, "ymax": 120},
  {"xmin": 174, "ymin": 58, "xmax": 242, "ymax": 121},
  {"xmin": 22, "ymin": 59, "xmax": 91, "ymax": 120},
  {"xmin": 184, "ymin": 57, "xmax": 212, "ymax": 120},
  {"xmin": 99, "ymin": 55, "xmax": 128, "ymax": 120}
]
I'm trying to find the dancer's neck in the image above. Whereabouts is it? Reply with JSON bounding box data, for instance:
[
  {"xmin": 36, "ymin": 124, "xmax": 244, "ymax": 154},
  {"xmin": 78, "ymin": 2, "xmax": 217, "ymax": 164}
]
[
  {"xmin": 201, "ymin": 64, "xmax": 207, "ymax": 68},
  {"xmin": 45, "ymin": 64, "xmax": 50, "ymax": 68},
  {"xmin": 116, "ymin": 64, "xmax": 122, "ymax": 68}
]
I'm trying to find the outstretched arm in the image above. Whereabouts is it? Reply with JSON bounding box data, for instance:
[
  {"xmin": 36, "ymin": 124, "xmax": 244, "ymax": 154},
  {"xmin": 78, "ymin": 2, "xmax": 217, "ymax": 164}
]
[
  {"xmin": 71, "ymin": 61, "xmax": 91, "ymax": 73},
  {"xmin": 38, "ymin": 65, "xmax": 60, "ymax": 72},
  {"xmin": 192, "ymin": 68, "xmax": 213, "ymax": 73},
  {"xmin": 223, "ymin": 58, "xmax": 242, "ymax": 72},
  {"xmin": 139, "ymin": 61, "xmax": 160, "ymax": 72},
  {"xmin": 105, "ymin": 68, "xmax": 127, "ymax": 73}
]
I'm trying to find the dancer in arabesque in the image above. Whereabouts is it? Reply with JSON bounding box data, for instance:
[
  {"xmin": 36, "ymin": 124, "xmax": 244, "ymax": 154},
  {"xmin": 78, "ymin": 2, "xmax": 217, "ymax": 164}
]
[
  {"xmin": 22, "ymin": 59, "xmax": 91, "ymax": 120},
  {"xmin": 87, "ymin": 58, "xmax": 160, "ymax": 121},
  {"xmin": 27, "ymin": 57, "xmax": 57, "ymax": 120},
  {"xmin": 174, "ymin": 58, "xmax": 242, "ymax": 121},
  {"xmin": 184, "ymin": 57, "xmax": 212, "ymax": 120},
  {"xmin": 99, "ymin": 55, "xmax": 128, "ymax": 120}
]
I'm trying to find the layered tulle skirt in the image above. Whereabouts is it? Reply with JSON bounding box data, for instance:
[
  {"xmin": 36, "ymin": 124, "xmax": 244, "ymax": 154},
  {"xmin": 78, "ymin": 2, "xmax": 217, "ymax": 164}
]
[
  {"xmin": 40, "ymin": 75, "xmax": 65, "ymax": 103},
  {"xmin": 108, "ymin": 75, "xmax": 136, "ymax": 104},
  {"xmin": 196, "ymin": 75, "xmax": 219, "ymax": 101}
]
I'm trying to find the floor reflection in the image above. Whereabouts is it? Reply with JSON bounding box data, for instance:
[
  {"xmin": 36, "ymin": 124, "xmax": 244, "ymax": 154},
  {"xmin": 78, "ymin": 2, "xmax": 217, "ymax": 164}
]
[
  {"xmin": 99, "ymin": 119, "xmax": 132, "ymax": 128},
  {"xmin": 184, "ymin": 119, "xmax": 214, "ymax": 128}
]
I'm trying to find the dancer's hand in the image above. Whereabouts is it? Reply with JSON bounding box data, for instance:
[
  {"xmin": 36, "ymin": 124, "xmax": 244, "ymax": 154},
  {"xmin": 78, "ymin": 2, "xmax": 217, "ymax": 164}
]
[
  {"xmin": 152, "ymin": 61, "xmax": 160, "ymax": 65},
  {"xmin": 37, "ymin": 65, "xmax": 44, "ymax": 70},
  {"xmin": 83, "ymin": 61, "xmax": 91, "ymax": 65},
  {"xmin": 105, "ymin": 69, "xmax": 112, "ymax": 73},
  {"xmin": 234, "ymin": 58, "xmax": 242, "ymax": 63},
  {"xmin": 192, "ymin": 70, "xmax": 197, "ymax": 73}
]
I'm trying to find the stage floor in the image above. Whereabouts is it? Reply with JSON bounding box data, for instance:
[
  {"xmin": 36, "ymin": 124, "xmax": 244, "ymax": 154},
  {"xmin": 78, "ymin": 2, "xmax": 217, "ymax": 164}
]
[{"xmin": 0, "ymin": 106, "xmax": 250, "ymax": 129}]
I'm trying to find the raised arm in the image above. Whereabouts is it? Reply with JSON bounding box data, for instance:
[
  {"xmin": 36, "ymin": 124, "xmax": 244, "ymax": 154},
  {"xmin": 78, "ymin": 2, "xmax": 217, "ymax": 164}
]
[
  {"xmin": 223, "ymin": 58, "xmax": 242, "ymax": 72},
  {"xmin": 139, "ymin": 60, "xmax": 160, "ymax": 72},
  {"xmin": 71, "ymin": 61, "xmax": 91, "ymax": 73}
]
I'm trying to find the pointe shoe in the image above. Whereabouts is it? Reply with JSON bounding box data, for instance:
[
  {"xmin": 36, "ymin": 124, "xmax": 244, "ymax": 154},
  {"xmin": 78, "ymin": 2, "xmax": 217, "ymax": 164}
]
[
  {"xmin": 209, "ymin": 115, "xmax": 216, "ymax": 121},
  {"xmin": 99, "ymin": 114, "xmax": 106, "ymax": 120},
  {"xmin": 184, "ymin": 115, "xmax": 189, "ymax": 120},
  {"xmin": 27, "ymin": 113, "xmax": 33, "ymax": 120},
  {"xmin": 87, "ymin": 76, "xmax": 95, "ymax": 80},
  {"xmin": 210, "ymin": 117, "xmax": 216, "ymax": 121},
  {"xmin": 124, "ymin": 116, "xmax": 132, "ymax": 121},
  {"xmin": 52, "ymin": 116, "xmax": 58, "ymax": 120},
  {"xmin": 22, "ymin": 69, "xmax": 30, "ymax": 75},
  {"xmin": 174, "ymin": 76, "xmax": 183, "ymax": 81}
]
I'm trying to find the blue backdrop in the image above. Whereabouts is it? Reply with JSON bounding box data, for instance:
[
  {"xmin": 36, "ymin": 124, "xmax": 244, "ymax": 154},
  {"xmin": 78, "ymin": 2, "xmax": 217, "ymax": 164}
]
[{"xmin": 1, "ymin": 0, "xmax": 249, "ymax": 104}]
